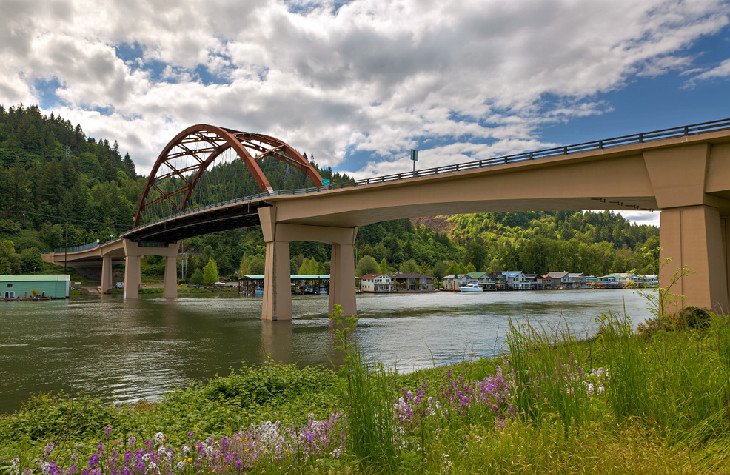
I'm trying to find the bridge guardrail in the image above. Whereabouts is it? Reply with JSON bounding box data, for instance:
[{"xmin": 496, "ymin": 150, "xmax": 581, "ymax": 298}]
[
  {"xmin": 54, "ymin": 240, "xmax": 100, "ymax": 253},
  {"xmin": 133, "ymin": 116, "xmax": 730, "ymax": 230}
]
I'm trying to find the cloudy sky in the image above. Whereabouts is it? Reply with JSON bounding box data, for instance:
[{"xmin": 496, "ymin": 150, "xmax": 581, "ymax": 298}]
[{"xmin": 2, "ymin": 0, "xmax": 730, "ymax": 225}]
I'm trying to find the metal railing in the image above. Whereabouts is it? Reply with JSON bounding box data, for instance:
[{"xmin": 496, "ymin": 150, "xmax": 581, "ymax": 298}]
[
  {"xmin": 53, "ymin": 240, "xmax": 100, "ymax": 253},
  {"xmin": 132, "ymin": 116, "xmax": 730, "ymax": 231}
]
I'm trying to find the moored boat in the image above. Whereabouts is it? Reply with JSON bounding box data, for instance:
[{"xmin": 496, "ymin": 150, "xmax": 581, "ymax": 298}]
[{"xmin": 459, "ymin": 282, "xmax": 483, "ymax": 292}]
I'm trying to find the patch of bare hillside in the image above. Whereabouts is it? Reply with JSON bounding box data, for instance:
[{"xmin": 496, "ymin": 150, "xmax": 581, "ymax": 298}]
[{"xmin": 410, "ymin": 216, "xmax": 455, "ymax": 234}]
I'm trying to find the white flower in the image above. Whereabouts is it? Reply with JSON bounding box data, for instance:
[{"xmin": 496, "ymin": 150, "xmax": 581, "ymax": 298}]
[
  {"xmin": 587, "ymin": 383, "xmax": 595, "ymax": 396},
  {"xmin": 155, "ymin": 432, "xmax": 165, "ymax": 444},
  {"xmin": 177, "ymin": 461, "xmax": 185, "ymax": 471},
  {"xmin": 148, "ymin": 461, "xmax": 157, "ymax": 471},
  {"xmin": 597, "ymin": 385, "xmax": 605, "ymax": 395}
]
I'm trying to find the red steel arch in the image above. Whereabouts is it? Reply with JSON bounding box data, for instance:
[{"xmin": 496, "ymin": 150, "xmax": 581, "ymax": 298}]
[{"xmin": 134, "ymin": 124, "xmax": 322, "ymax": 227}]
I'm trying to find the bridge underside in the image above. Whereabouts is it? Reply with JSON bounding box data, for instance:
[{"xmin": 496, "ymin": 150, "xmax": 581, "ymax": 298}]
[{"xmin": 123, "ymin": 201, "xmax": 269, "ymax": 243}]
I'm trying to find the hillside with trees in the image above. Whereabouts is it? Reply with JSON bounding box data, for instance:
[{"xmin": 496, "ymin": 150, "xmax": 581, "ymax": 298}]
[{"xmin": 0, "ymin": 105, "xmax": 659, "ymax": 281}]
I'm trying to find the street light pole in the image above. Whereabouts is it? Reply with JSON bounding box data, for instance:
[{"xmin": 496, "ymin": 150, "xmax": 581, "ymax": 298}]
[{"xmin": 411, "ymin": 149, "xmax": 418, "ymax": 173}]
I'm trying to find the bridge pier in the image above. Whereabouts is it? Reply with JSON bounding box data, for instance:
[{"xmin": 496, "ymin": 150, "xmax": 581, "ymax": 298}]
[
  {"xmin": 100, "ymin": 255, "xmax": 114, "ymax": 294},
  {"xmin": 122, "ymin": 239, "xmax": 180, "ymax": 300},
  {"xmin": 659, "ymin": 206, "xmax": 729, "ymax": 312},
  {"xmin": 329, "ymin": 241, "xmax": 357, "ymax": 316},
  {"xmin": 645, "ymin": 144, "xmax": 730, "ymax": 312},
  {"xmin": 259, "ymin": 207, "xmax": 357, "ymax": 320}
]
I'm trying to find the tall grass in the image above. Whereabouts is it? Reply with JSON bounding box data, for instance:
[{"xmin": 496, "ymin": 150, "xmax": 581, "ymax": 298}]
[
  {"xmin": 330, "ymin": 304, "xmax": 400, "ymax": 472},
  {"xmin": 597, "ymin": 311, "xmax": 649, "ymax": 421},
  {"xmin": 506, "ymin": 319, "xmax": 592, "ymax": 435}
]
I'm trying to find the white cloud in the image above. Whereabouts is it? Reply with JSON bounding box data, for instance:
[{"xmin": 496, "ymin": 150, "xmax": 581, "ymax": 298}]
[
  {"xmin": 0, "ymin": 0, "xmax": 727, "ymax": 177},
  {"xmin": 689, "ymin": 57, "xmax": 730, "ymax": 83}
]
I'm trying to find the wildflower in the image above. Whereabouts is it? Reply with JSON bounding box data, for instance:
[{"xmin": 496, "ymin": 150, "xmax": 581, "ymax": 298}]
[
  {"xmin": 148, "ymin": 461, "xmax": 156, "ymax": 471},
  {"xmin": 44, "ymin": 443, "xmax": 55, "ymax": 456},
  {"xmin": 154, "ymin": 432, "xmax": 165, "ymax": 444},
  {"xmin": 176, "ymin": 461, "xmax": 185, "ymax": 471},
  {"xmin": 103, "ymin": 425, "xmax": 113, "ymax": 438},
  {"xmin": 127, "ymin": 436, "xmax": 136, "ymax": 447}
]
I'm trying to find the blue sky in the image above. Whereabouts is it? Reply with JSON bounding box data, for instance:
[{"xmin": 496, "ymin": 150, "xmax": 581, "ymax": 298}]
[{"xmin": 2, "ymin": 0, "xmax": 730, "ymax": 225}]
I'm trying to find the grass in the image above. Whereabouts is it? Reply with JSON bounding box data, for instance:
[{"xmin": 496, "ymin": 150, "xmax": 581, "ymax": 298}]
[{"xmin": 1, "ymin": 308, "xmax": 729, "ymax": 473}]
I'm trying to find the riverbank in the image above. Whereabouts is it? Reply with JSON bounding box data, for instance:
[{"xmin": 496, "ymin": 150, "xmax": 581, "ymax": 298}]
[{"xmin": 2, "ymin": 309, "xmax": 728, "ymax": 474}]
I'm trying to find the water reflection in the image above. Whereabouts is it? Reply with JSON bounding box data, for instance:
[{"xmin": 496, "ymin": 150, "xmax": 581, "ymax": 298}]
[{"xmin": 0, "ymin": 289, "xmax": 651, "ymax": 412}]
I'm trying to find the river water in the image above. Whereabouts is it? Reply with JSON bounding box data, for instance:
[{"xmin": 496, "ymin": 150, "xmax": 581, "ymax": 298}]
[{"xmin": 0, "ymin": 289, "xmax": 651, "ymax": 413}]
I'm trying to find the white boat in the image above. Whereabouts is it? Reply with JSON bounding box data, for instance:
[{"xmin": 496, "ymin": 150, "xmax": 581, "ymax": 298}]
[{"xmin": 459, "ymin": 282, "xmax": 483, "ymax": 292}]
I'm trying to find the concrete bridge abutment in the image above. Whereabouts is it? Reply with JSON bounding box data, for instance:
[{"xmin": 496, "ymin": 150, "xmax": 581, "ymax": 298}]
[
  {"xmin": 259, "ymin": 207, "xmax": 357, "ymax": 321},
  {"xmin": 122, "ymin": 239, "xmax": 180, "ymax": 300}
]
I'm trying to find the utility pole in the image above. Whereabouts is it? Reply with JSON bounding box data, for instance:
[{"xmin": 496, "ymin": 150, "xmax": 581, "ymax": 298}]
[{"xmin": 63, "ymin": 223, "xmax": 68, "ymax": 274}]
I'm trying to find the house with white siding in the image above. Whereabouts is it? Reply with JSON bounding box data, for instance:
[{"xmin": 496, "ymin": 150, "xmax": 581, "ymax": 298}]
[{"xmin": 360, "ymin": 274, "xmax": 395, "ymax": 293}]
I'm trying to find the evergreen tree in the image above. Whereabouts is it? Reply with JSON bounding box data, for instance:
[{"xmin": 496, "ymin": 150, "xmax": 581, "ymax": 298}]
[
  {"xmin": 298, "ymin": 257, "xmax": 320, "ymax": 275},
  {"xmin": 203, "ymin": 258, "xmax": 219, "ymax": 285},
  {"xmin": 190, "ymin": 268, "xmax": 204, "ymax": 286}
]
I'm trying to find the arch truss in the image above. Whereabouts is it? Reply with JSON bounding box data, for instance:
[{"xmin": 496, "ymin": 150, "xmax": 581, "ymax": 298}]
[{"xmin": 134, "ymin": 124, "xmax": 322, "ymax": 227}]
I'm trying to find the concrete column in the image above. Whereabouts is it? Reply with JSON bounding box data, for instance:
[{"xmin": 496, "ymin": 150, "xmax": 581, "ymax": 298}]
[
  {"xmin": 659, "ymin": 205, "xmax": 729, "ymax": 312},
  {"xmin": 124, "ymin": 255, "xmax": 141, "ymax": 299},
  {"xmin": 262, "ymin": 240, "xmax": 292, "ymax": 320},
  {"xmin": 329, "ymin": 242, "xmax": 356, "ymax": 316},
  {"xmin": 163, "ymin": 255, "xmax": 178, "ymax": 299},
  {"xmin": 100, "ymin": 255, "xmax": 113, "ymax": 294}
]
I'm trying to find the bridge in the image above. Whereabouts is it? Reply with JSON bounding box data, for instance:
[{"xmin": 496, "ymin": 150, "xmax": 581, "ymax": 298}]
[{"xmin": 44, "ymin": 118, "xmax": 730, "ymax": 320}]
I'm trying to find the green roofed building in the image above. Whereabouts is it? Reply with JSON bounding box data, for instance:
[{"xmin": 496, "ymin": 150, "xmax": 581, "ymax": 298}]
[{"xmin": 0, "ymin": 275, "xmax": 70, "ymax": 299}]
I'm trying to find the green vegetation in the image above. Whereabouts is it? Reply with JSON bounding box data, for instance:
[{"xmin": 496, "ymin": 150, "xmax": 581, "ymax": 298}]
[
  {"xmin": 2, "ymin": 305, "xmax": 729, "ymax": 473},
  {"xmin": 202, "ymin": 258, "xmax": 219, "ymax": 285}
]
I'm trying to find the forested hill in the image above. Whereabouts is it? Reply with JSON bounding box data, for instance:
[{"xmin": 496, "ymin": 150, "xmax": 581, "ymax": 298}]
[{"xmin": 0, "ymin": 105, "xmax": 658, "ymax": 280}]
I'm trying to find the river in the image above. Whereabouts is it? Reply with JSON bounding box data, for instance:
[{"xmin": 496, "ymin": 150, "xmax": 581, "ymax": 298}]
[{"xmin": 0, "ymin": 289, "xmax": 652, "ymax": 413}]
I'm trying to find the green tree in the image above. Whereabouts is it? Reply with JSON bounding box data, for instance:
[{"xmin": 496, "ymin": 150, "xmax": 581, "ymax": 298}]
[
  {"xmin": 0, "ymin": 239, "xmax": 19, "ymax": 274},
  {"xmin": 19, "ymin": 247, "xmax": 43, "ymax": 273},
  {"xmin": 356, "ymin": 255, "xmax": 380, "ymax": 276},
  {"xmin": 379, "ymin": 258, "xmax": 388, "ymax": 274},
  {"xmin": 239, "ymin": 254, "xmax": 253, "ymax": 276},
  {"xmin": 298, "ymin": 257, "xmax": 320, "ymax": 275},
  {"xmin": 465, "ymin": 236, "xmax": 488, "ymax": 271},
  {"xmin": 399, "ymin": 259, "xmax": 421, "ymax": 273},
  {"xmin": 203, "ymin": 258, "xmax": 219, "ymax": 285},
  {"xmin": 189, "ymin": 268, "xmax": 204, "ymax": 285}
]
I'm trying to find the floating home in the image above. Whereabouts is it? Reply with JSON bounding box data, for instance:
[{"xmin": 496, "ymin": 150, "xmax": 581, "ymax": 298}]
[{"xmin": 0, "ymin": 275, "xmax": 70, "ymax": 300}]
